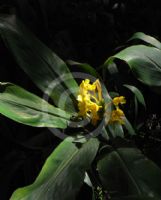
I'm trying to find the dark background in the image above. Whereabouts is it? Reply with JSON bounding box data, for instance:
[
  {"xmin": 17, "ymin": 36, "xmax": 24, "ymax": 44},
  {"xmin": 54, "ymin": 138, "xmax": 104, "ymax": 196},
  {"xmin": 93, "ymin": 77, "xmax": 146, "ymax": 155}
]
[{"xmin": 1, "ymin": 0, "xmax": 161, "ymax": 199}]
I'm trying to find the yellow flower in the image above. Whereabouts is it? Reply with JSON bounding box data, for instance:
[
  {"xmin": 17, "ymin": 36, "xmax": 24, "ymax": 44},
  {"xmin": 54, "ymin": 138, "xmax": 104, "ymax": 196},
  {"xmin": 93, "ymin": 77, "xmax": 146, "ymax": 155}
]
[
  {"xmin": 88, "ymin": 102, "xmax": 102, "ymax": 125},
  {"xmin": 77, "ymin": 80, "xmax": 126, "ymax": 126},
  {"xmin": 80, "ymin": 79, "xmax": 96, "ymax": 91},
  {"xmin": 109, "ymin": 108, "xmax": 125, "ymax": 124},
  {"xmin": 109, "ymin": 96, "xmax": 126, "ymax": 124},
  {"xmin": 112, "ymin": 96, "xmax": 126, "ymax": 107},
  {"xmin": 77, "ymin": 79, "xmax": 103, "ymax": 125},
  {"xmin": 93, "ymin": 79, "xmax": 102, "ymax": 101}
]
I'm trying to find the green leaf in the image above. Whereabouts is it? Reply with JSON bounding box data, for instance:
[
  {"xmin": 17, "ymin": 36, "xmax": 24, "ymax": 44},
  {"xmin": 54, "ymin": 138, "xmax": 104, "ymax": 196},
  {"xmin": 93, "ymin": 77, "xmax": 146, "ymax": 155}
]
[
  {"xmin": 106, "ymin": 62, "xmax": 119, "ymax": 76},
  {"xmin": 84, "ymin": 172, "xmax": 96, "ymax": 200},
  {"xmin": 107, "ymin": 123, "xmax": 124, "ymax": 138},
  {"xmin": 109, "ymin": 92, "xmax": 120, "ymax": 98},
  {"xmin": 67, "ymin": 60, "xmax": 99, "ymax": 78},
  {"xmin": 97, "ymin": 144, "xmax": 161, "ymax": 199},
  {"xmin": 100, "ymin": 126, "xmax": 110, "ymax": 141},
  {"xmin": 129, "ymin": 32, "xmax": 161, "ymax": 50},
  {"xmin": 105, "ymin": 45, "xmax": 161, "ymax": 87},
  {"xmin": 124, "ymin": 117, "xmax": 136, "ymax": 136},
  {"xmin": 123, "ymin": 84, "xmax": 146, "ymax": 108},
  {"xmin": 10, "ymin": 138, "xmax": 99, "ymax": 200},
  {"xmin": 0, "ymin": 15, "xmax": 78, "ymax": 112},
  {"xmin": 0, "ymin": 82, "xmax": 71, "ymax": 128}
]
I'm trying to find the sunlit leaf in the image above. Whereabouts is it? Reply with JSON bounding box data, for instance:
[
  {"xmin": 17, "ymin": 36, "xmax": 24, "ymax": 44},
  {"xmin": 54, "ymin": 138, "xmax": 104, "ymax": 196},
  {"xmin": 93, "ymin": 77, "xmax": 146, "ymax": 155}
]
[
  {"xmin": 10, "ymin": 138, "xmax": 99, "ymax": 200},
  {"xmin": 0, "ymin": 82, "xmax": 71, "ymax": 128},
  {"xmin": 129, "ymin": 32, "xmax": 161, "ymax": 50},
  {"xmin": 105, "ymin": 45, "xmax": 161, "ymax": 87}
]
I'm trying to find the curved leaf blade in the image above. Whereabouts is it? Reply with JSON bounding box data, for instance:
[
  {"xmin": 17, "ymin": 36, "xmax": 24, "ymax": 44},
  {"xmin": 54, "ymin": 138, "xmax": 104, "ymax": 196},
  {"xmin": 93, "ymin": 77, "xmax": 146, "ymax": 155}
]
[
  {"xmin": 105, "ymin": 45, "xmax": 161, "ymax": 87},
  {"xmin": 129, "ymin": 32, "xmax": 161, "ymax": 50},
  {"xmin": 98, "ymin": 145, "xmax": 161, "ymax": 199},
  {"xmin": 124, "ymin": 117, "xmax": 136, "ymax": 136},
  {"xmin": 67, "ymin": 60, "xmax": 99, "ymax": 78},
  {"xmin": 107, "ymin": 123, "xmax": 124, "ymax": 138},
  {"xmin": 10, "ymin": 138, "xmax": 99, "ymax": 200},
  {"xmin": 0, "ymin": 82, "xmax": 71, "ymax": 128},
  {"xmin": 0, "ymin": 15, "xmax": 78, "ymax": 112},
  {"xmin": 123, "ymin": 84, "xmax": 146, "ymax": 108}
]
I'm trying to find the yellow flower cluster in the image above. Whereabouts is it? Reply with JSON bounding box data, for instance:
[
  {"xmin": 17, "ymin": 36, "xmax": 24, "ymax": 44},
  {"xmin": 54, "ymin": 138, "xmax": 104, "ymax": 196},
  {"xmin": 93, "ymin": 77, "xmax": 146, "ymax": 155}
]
[
  {"xmin": 77, "ymin": 79, "xmax": 103, "ymax": 125},
  {"xmin": 77, "ymin": 79, "xmax": 126, "ymax": 126},
  {"xmin": 109, "ymin": 96, "xmax": 126, "ymax": 124}
]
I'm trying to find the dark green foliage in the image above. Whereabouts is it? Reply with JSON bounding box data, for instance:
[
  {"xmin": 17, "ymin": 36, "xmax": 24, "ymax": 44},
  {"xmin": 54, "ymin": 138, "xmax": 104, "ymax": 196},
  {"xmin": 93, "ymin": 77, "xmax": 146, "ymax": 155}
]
[{"xmin": 0, "ymin": 1, "xmax": 161, "ymax": 200}]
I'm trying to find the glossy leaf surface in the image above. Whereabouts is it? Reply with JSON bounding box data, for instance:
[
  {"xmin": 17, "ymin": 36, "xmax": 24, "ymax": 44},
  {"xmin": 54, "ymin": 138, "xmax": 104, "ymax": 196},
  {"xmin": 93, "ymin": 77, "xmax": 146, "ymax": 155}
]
[
  {"xmin": 0, "ymin": 15, "xmax": 78, "ymax": 112},
  {"xmin": 0, "ymin": 82, "xmax": 71, "ymax": 128},
  {"xmin": 10, "ymin": 138, "xmax": 99, "ymax": 200},
  {"xmin": 98, "ymin": 145, "xmax": 161, "ymax": 199}
]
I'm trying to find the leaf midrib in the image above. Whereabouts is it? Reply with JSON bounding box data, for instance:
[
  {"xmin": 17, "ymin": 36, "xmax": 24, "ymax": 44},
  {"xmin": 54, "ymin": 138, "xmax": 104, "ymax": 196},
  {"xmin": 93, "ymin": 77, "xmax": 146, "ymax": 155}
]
[
  {"xmin": 115, "ymin": 149, "xmax": 142, "ymax": 195},
  {"xmin": 32, "ymin": 140, "xmax": 94, "ymax": 200},
  {"xmin": 0, "ymin": 97, "xmax": 70, "ymax": 120}
]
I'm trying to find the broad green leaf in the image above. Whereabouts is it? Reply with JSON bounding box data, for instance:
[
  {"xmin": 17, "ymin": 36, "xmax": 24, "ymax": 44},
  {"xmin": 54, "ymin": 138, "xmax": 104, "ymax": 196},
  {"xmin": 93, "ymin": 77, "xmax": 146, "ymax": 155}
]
[
  {"xmin": 123, "ymin": 84, "xmax": 146, "ymax": 108},
  {"xmin": 129, "ymin": 32, "xmax": 161, "ymax": 50},
  {"xmin": 0, "ymin": 15, "xmax": 78, "ymax": 113},
  {"xmin": 10, "ymin": 138, "xmax": 99, "ymax": 200},
  {"xmin": 0, "ymin": 82, "xmax": 71, "ymax": 128},
  {"xmin": 97, "ymin": 145, "xmax": 161, "ymax": 199},
  {"xmin": 105, "ymin": 45, "xmax": 161, "ymax": 87}
]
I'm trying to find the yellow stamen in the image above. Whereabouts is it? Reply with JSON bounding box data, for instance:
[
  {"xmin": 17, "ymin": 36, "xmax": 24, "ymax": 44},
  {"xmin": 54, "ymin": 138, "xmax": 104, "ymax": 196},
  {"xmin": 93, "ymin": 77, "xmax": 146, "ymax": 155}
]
[{"xmin": 109, "ymin": 96, "xmax": 126, "ymax": 124}]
